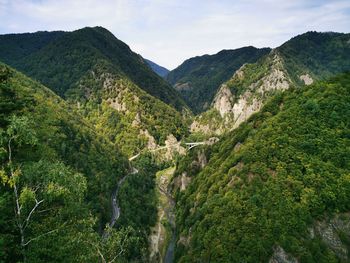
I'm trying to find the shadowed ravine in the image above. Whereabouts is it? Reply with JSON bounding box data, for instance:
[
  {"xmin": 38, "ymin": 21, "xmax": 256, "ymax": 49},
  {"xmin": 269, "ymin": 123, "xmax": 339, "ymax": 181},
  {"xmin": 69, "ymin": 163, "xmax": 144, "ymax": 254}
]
[{"xmin": 163, "ymin": 189, "xmax": 176, "ymax": 263}]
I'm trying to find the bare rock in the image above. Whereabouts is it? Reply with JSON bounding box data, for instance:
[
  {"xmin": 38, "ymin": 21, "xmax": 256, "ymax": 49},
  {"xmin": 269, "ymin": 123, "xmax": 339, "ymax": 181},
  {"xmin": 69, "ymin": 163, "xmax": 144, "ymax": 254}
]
[
  {"xmin": 213, "ymin": 84, "xmax": 234, "ymax": 118},
  {"xmin": 140, "ymin": 129, "xmax": 157, "ymax": 150},
  {"xmin": 106, "ymin": 97, "xmax": 127, "ymax": 112},
  {"xmin": 313, "ymin": 213, "xmax": 350, "ymax": 260},
  {"xmin": 180, "ymin": 172, "xmax": 191, "ymax": 191},
  {"xmin": 174, "ymin": 82, "xmax": 192, "ymax": 91},
  {"xmin": 132, "ymin": 112, "xmax": 141, "ymax": 127},
  {"xmin": 164, "ymin": 134, "xmax": 186, "ymax": 160},
  {"xmin": 269, "ymin": 246, "xmax": 298, "ymax": 263},
  {"xmin": 299, "ymin": 74, "xmax": 314, "ymax": 85}
]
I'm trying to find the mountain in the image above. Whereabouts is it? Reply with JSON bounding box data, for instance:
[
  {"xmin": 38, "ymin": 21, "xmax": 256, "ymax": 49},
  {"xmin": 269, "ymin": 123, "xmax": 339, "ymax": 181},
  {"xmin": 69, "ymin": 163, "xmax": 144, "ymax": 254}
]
[
  {"xmin": 145, "ymin": 58, "xmax": 169, "ymax": 77},
  {"xmin": 167, "ymin": 46, "xmax": 271, "ymax": 113},
  {"xmin": 0, "ymin": 27, "xmax": 190, "ymax": 156},
  {"xmin": 191, "ymin": 31, "xmax": 350, "ymax": 135},
  {"xmin": 0, "ymin": 63, "xmax": 148, "ymax": 262},
  {"xmin": 0, "ymin": 62, "xmax": 165, "ymax": 262},
  {"xmin": 0, "ymin": 26, "xmax": 187, "ymax": 111},
  {"xmin": 173, "ymin": 73, "xmax": 350, "ymax": 262},
  {"xmin": 76, "ymin": 69, "xmax": 189, "ymax": 156}
]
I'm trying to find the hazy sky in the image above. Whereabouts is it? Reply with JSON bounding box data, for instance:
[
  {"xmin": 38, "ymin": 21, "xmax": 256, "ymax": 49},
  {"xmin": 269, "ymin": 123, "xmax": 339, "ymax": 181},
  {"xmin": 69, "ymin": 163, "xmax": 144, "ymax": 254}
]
[{"xmin": 0, "ymin": 0, "xmax": 349, "ymax": 69}]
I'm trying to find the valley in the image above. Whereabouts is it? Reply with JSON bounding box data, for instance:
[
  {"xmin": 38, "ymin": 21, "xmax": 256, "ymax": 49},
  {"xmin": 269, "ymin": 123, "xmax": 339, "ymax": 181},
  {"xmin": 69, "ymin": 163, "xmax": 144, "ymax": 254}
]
[{"xmin": 0, "ymin": 26, "xmax": 349, "ymax": 263}]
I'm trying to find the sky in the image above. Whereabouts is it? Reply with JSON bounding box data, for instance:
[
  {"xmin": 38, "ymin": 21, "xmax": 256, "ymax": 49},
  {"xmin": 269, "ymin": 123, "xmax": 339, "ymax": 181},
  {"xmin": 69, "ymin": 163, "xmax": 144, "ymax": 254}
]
[{"xmin": 0, "ymin": 0, "xmax": 349, "ymax": 69}]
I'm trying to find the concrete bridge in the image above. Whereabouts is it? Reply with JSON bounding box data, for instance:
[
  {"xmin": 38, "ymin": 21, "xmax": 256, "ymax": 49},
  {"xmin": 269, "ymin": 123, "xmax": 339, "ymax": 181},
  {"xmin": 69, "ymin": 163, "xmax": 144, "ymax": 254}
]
[{"xmin": 128, "ymin": 137, "xmax": 219, "ymax": 161}]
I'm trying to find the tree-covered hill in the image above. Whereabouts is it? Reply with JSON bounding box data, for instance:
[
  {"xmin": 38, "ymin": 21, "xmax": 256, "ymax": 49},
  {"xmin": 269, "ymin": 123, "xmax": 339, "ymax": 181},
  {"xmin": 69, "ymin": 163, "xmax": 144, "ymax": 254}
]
[
  {"xmin": 166, "ymin": 46, "xmax": 271, "ymax": 113},
  {"xmin": 0, "ymin": 63, "xmax": 156, "ymax": 262},
  {"xmin": 0, "ymin": 26, "xmax": 187, "ymax": 111},
  {"xmin": 191, "ymin": 31, "xmax": 350, "ymax": 136},
  {"xmin": 0, "ymin": 27, "xmax": 191, "ymax": 156},
  {"xmin": 173, "ymin": 73, "xmax": 350, "ymax": 262},
  {"xmin": 72, "ymin": 66, "xmax": 189, "ymax": 156}
]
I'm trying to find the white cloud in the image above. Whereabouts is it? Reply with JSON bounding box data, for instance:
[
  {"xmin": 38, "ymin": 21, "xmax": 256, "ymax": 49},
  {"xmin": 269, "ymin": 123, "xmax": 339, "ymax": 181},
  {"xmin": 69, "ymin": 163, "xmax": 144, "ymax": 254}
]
[{"xmin": 0, "ymin": 0, "xmax": 349, "ymax": 69}]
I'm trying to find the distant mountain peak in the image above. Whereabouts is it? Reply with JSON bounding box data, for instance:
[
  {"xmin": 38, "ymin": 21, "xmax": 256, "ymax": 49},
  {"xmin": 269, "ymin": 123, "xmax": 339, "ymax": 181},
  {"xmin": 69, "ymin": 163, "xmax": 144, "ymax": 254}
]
[{"xmin": 144, "ymin": 58, "xmax": 169, "ymax": 78}]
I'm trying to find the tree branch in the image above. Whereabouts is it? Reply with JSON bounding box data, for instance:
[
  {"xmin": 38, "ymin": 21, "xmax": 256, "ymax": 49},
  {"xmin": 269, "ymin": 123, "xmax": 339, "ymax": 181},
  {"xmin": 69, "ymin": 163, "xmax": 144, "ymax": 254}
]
[
  {"xmin": 13, "ymin": 183, "xmax": 21, "ymax": 216},
  {"xmin": 109, "ymin": 237, "xmax": 126, "ymax": 263},
  {"xmin": 23, "ymin": 199, "xmax": 44, "ymax": 230},
  {"xmin": 23, "ymin": 226, "xmax": 60, "ymax": 247},
  {"xmin": 8, "ymin": 137, "xmax": 13, "ymax": 164}
]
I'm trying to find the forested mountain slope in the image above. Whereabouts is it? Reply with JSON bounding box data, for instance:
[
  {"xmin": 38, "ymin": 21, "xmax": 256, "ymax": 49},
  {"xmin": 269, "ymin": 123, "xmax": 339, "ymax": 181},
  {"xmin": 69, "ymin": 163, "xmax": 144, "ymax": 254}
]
[
  {"xmin": 173, "ymin": 73, "xmax": 350, "ymax": 262},
  {"xmin": 0, "ymin": 64, "xmax": 155, "ymax": 262},
  {"xmin": 0, "ymin": 26, "xmax": 187, "ymax": 111},
  {"xmin": 0, "ymin": 27, "xmax": 190, "ymax": 156},
  {"xmin": 145, "ymin": 58, "xmax": 169, "ymax": 78},
  {"xmin": 191, "ymin": 31, "xmax": 350, "ymax": 135},
  {"xmin": 167, "ymin": 46, "xmax": 271, "ymax": 113}
]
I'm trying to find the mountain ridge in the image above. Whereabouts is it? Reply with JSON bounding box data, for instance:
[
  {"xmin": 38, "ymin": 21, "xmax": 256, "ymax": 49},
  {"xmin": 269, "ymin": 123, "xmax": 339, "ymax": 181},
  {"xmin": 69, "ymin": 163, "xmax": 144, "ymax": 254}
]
[
  {"xmin": 0, "ymin": 26, "xmax": 187, "ymax": 111},
  {"xmin": 191, "ymin": 31, "xmax": 350, "ymax": 136},
  {"xmin": 167, "ymin": 46, "xmax": 271, "ymax": 113},
  {"xmin": 173, "ymin": 72, "xmax": 350, "ymax": 262}
]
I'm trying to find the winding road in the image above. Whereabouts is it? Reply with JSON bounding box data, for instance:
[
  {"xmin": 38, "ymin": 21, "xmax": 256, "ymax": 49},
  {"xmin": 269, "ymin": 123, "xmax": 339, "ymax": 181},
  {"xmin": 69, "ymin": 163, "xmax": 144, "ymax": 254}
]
[{"xmin": 103, "ymin": 166, "xmax": 138, "ymax": 239}]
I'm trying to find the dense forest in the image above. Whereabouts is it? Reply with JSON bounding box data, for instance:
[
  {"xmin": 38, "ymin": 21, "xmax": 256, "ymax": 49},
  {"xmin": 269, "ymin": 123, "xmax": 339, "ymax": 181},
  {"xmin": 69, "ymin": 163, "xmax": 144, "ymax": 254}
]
[
  {"xmin": 173, "ymin": 73, "xmax": 350, "ymax": 262},
  {"xmin": 0, "ymin": 64, "xmax": 159, "ymax": 262},
  {"xmin": 1, "ymin": 26, "xmax": 350, "ymax": 263},
  {"xmin": 0, "ymin": 27, "xmax": 187, "ymax": 111}
]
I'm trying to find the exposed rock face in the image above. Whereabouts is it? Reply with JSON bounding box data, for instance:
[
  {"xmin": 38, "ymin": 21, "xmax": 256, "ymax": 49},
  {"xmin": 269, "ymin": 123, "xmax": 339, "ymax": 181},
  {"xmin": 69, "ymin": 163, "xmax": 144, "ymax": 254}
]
[
  {"xmin": 102, "ymin": 73, "xmax": 115, "ymax": 90},
  {"xmin": 196, "ymin": 151, "xmax": 207, "ymax": 169},
  {"xmin": 235, "ymin": 64, "xmax": 246, "ymax": 80},
  {"xmin": 190, "ymin": 118, "xmax": 225, "ymax": 135},
  {"xmin": 231, "ymin": 93, "xmax": 263, "ymax": 129},
  {"xmin": 190, "ymin": 120, "xmax": 211, "ymax": 134},
  {"xmin": 140, "ymin": 129, "xmax": 157, "ymax": 150},
  {"xmin": 194, "ymin": 52, "xmax": 292, "ymax": 135},
  {"xmin": 257, "ymin": 53, "xmax": 290, "ymax": 94},
  {"xmin": 174, "ymin": 82, "xmax": 192, "ymax": 91},
  {"xmin": 268, "ymin": 213, "xmax": 350, "ymax": 262},
  {"xmin": 312, "ymin": 213, "xmax": 350, "ymax": 260},
  {"xmin": 172, "ymin": 150, "xmax": 208, "ymax": 192},
  {"xmin": 132, "ymin": 112, "xmax": 141, "ymax": 127},
  {"xmin": 164, "ymin": 134, "xmax": 186, "ymax": 160},
  {"xmin": 299, "ymin": 74, "xmax": 314, "ymax": 85},
  {"xmin": 211, "ymin": 82, "xmax": 264, "ymax": 133},
  {"xmin": 180, "ymin": 172, "xmax": 191, "ymax": 191},
  {"xmin": 269, "ymin": 246, "xmax": 298, "ymax": 263},
  {"xmin": 213, "ymin": 84, "xmax": 234, "ymax": 118},
  {"xmin": 107, "ymin": 97, "xmax": 127, "ymax": 112}
]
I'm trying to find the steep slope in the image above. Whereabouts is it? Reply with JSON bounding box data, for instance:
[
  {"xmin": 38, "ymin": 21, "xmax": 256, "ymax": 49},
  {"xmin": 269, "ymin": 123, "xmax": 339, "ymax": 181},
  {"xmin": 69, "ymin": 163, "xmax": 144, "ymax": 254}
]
[
  {"xmin": 0, "ymin": 63, "xmax": 159, "ymax": 262},
  {"xmin": 0, "ymin": 27, "xmax": 190, "ymax": 156},
  {"xmin": 192, "ymin": 31, "xmax": 350, "ymax": 135},
  {"xmin": 74, "ymin": 67, "xmax": 189, "ymax": 156},
  {"xmin": 0, "ymin": 63, "xmax": 128, "ymax": 223},
  {"xmin": 167, "ymin": 46, "xmax": 271, "ymax": 113},
  {"xmin": 0, "ymin": 26, "xmax": 187, "ymax": 111},
  {"xmin": 145, "ymin": 58, "xmax": 169, "ymax": 77},
  {"xmin": 173, "ymin": 73, "xmax": 350, "ymax": 262}
]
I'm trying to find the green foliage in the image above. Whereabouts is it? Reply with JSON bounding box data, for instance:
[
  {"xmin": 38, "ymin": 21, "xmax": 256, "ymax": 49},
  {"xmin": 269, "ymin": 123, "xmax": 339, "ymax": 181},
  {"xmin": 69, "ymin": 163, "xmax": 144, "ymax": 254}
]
[
  {"xmin": 0, "ymin": 28, "xmax": 190, "ymax": 156},
  {"xmin": 279, "ymin": 31, "xmax": 350, "ymax": 84},
  {"xmin": 167, "ymin": 47, "xmax": 271, "ymax": 113},
  {"xmin": 193, "ymin": 31, "xmax": 350, "ymax": 135},
  {"xmin": 0, "ymin": 64, "xmax": 136, "ymax": 262},
  {"xmin": 116, "ymin": 154, "xmax": 164, "ymax": 261},
  {"xmin": 75, "ymin": 74, "xmax": 188, "ymax": 156},
  {"xmin": 174, "ymin": 73, "xmax": 350, "ymax": 262},
  {"xmin": 0, "ymin": 27, "xmax": 187, "ymax": 111}
]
